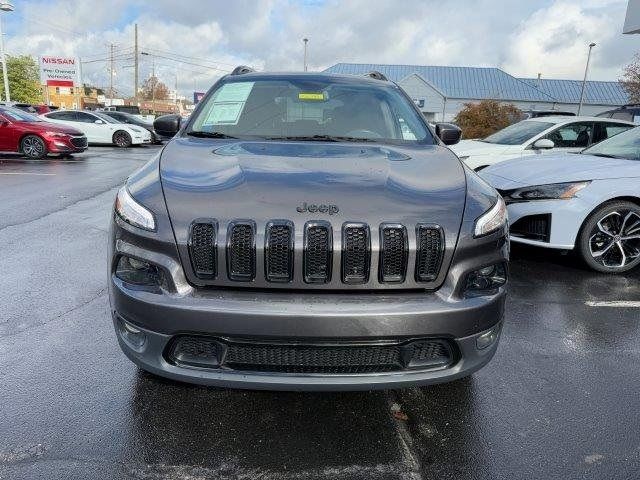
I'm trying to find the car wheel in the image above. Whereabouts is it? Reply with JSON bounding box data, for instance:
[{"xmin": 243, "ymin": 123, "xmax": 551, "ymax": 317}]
[
  {"xmin": 20, "ymin": 135, "xmax": 47, "ymax": 159},
  {"xmin": 113, "ymin": 130, "xmax": 132, "ymax": 148},
  {"xmin": 578, "ymin": 201, "xmax": 640, "ymax": 273}
]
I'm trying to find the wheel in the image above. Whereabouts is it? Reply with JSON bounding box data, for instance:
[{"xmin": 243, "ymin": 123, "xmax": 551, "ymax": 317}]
[
  {"xmin": 20, "ymin": 135, "xmax": 47, "ymax": 159},
  {"xmin": 113, "ymin": 130, "xmax": 132, "ymax": 148},
  {"xmin": 578, "ymin": 201, "xmax": 640, "ymax": 273}
]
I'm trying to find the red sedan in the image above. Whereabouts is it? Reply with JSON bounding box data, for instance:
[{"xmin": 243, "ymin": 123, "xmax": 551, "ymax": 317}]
[{"xmin": 0, "ymin": 106, "xmax": 87, "ymax": 158}]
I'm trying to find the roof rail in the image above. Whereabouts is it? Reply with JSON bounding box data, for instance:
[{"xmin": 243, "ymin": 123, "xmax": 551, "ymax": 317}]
[
  {"xmin": 230, "ymin": 65, "xmax": 255, "ymax": 75},
  {"xmin": 364, "ymin": 71, "xmax": 388, "ymax": 81}
]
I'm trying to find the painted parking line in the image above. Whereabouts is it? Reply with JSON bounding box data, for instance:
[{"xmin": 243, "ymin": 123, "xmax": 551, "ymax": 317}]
[
  {"xmin": 0, "ymin": 172, "xmax": 56, "ymax": 176},
  {"xmin": 585, "ymin": 300, "xmax": 640, "ymax": 308}
]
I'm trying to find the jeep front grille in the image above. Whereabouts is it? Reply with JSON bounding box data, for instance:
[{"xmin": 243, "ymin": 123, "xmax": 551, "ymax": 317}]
[
  {"xmin": 415, "ymin": 225, "xmax": 444, "ymax": 282},
  {"xmin": 265, "ymin": 221, "xmax": 294, "ymax": 282},
  {"xmin": 189, "ymin": 221, "xmax": 217, "ymax": 279},
  {"xmin": 379, "ymin": 224, "xmax": 408, "ymax": 283},
  {"xmin": 187, "ymin": 220, "xmax": 445, "ymax": 288},
  {"xmin": 342, "ymin": 223, "xmax": 371, "ymax": 284},
  {"xmin": 227, "ymin": 221, "xmax": 256, "ymax": 281}
]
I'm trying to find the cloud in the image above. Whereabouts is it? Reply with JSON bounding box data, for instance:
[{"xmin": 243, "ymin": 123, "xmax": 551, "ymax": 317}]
[{"xmin": 1, "ymin": 0, "xmax": 636, "ymax": 97}]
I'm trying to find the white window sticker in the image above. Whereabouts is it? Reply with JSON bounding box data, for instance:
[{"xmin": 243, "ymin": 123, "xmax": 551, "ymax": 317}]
[{"xmin": 204, "ymin": 82, "xmax": 254, "ymax": 126}]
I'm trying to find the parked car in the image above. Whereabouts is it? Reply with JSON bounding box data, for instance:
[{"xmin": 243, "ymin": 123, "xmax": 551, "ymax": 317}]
[
  {"xmin": 108, "ymin": 68, "xmax": 509, "ymax": 391},
  {"xmin": 0, "ymin": 106, "xmax": 87, "ymax": 158},
  {"xmin": 40, "ymin": 110, "xmax": 151, "ymax": 147},
  {"xmin": 480, "ymin": 126, "xmax": 640, "ymax": 274},
  {"xmin": 103, "ymin": 105, "xmax": 155, "ymax": 123},
  {"xmin": 596, "ymin": 104, "xmax": 640, "ymax": 124},
  {"xmin": 451, "ymin": 116, "xmax": 634, "ymax": 170},
  {"xmin": 101, "ymin": 110, "xmax": 162, "ymax": 144}
]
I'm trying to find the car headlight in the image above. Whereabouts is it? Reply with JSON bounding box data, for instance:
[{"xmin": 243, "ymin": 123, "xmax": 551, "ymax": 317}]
[
  {"xmin": 474, "ymin": 196, "xmax": 507, "ymax": 237},
  {"xmin": 114, "ymin": 186, "xmax": 156, "ymax": 231},
  {"xmin": 458, "ymin": 155, "xmax": 470, "ymax": 160},
  {"xmin": 45, "ymin": 131, "xmax": 69, "ymax": 138},
  {"xmin": 129, "ymin": 127, "xmax": 143, "ymax": 133},
  {"xmin": 505, "ymin": 181, "xmax": 591, "ymax": 202}
]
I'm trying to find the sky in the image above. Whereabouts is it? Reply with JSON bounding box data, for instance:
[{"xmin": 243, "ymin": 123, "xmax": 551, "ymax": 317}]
[{"xmin": 1, "ymin": 0, "xmax": 638, "ymax": 98}]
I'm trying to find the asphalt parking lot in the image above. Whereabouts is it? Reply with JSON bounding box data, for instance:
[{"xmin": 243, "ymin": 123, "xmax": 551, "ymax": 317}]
[{"xmin": 1, "ymin": 146, "xmax": 639, "ymax": 480}]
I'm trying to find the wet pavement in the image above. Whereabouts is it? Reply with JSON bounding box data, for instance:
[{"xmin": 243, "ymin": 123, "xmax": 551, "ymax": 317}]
[{"xmin": 0, "ymin": 146, "xmax": 639, "ymax": 479}]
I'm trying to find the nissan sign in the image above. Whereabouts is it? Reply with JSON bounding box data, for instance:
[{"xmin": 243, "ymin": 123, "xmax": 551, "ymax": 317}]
[{"xmin": 39, "ymin": 56, "xmax": 81, "ymax": 87}]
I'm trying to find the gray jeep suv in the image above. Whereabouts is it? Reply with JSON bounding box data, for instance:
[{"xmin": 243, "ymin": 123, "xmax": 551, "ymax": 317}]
[{"xmin": 108, "ymin": 67, "xmax": 508, "ymax": 390}]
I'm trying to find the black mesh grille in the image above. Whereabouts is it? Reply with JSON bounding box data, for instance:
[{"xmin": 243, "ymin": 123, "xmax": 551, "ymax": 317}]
[
  {"xmin": 189, "ymin": 221, "xmax": 217, "ymax": 278},
  {"xmin": 342, "ymin": 224, "xmax": 370, "ymax": 284},
  {"xmin": 510, "ymin": 214, "xmax": 551, "ymax": 242},
  {"xmin": 415, "ymin": 225, "xmax": 444, "ymax": 282},
  {"xmin": 167, "ymin": 336, "xmax": 454, "ymax": 374},
  {"xmin": 227, "ymin": 222, "xmax": 255, "ymax": 281},
  {"xmin": 379, "ymin": 224, "xmax": 408, "ymax": 283},
  {"xmin": 304, "ymin": 222, "xmax": 332, "ymax": 283},
  {"xmin": 70, "ymin": 136, "xmax": 87, "ymax": 148},
  {"xmin": 265, "ymin": 222, "xmax": 293, "ymax": 282}
]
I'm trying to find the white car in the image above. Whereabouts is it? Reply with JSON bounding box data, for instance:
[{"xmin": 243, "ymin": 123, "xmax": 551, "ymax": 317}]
[
  {"xmin": 451, "ymin": 116, "xmax": 634, "ymax": 170},
  {"xmin": 480, "ymin": 125, "xmax": 640, "ymax": 274},
  {"xmin": 40, "ymin": 110, "xmax": 151, "ymax": 147}
]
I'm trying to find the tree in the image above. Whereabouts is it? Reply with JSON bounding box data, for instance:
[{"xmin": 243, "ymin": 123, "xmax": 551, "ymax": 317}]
[
  {"xmin": 620, "ymin": 54, "xmax": 640, "ymax": 103},
  {"xmin": 453, "ymin": 100, "xmax": 522, "ymax": 139},
  {"xmin": 141, "ymin": 76, "xmax": 169, "ymax": 101},
  {"xmin": 0, "ymin": 55, "xmax": 41, "ymax": 103}
]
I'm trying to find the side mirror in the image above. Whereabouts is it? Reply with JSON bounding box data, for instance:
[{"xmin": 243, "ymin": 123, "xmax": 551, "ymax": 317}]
[
  {"xmin": 533, "ymin": 138, "xmax": 554, "ymax": 150},
  {"xmin": 94, "ymin": 119, "xmax": 104, "ymax": 124},
  {"xmin": 154, "ymin": 114, "xmax": 181, "ymax": 138},
  {"xmin": 435, "ymin": 122, "xmax": 462, "ymax": 145}
]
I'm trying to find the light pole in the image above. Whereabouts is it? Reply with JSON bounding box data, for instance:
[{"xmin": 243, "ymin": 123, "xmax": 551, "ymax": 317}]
[
  {"xmin": 577, "ymin": 42, "xmax": 596, "ymax": 116},
  {"xmin": 0, "ymin": 1, "xmax": 14, "ymax": 102},
  {"xmin": 303, "ymin": 38, "xmax": 308, "ymax": 72},
  {"xmin": 140, "ymin": 51, "xmax": 155, "ymax": 114}
]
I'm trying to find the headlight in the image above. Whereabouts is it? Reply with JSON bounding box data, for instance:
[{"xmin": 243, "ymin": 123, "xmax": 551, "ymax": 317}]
[
  {"xmin": 458, "ymin": 155, "xmax": 470, "ymax": 160},
  {"xmin": 474, "ymin": 197, "xmax": 507, "ymax": 237},
  {"xmin": 45, "ymin": 131, "xmax": 69, "ymax": 138},
  {"xmin": 114, "ymin": 186, "xmax": 156, "ymax": 231},
  {"xmin": 130, "ymin": 127, "xmax": 142, "ymax": 133},
  {"xmin": 505, "ymin": 181, "xmax": 591, "ymax": 202}
]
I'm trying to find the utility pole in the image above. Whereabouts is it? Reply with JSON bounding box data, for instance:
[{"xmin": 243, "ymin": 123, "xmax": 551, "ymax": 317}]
[
  {"xmin": 109, "ymin": 43, "xmax": 115, "ymax": 106},
  {"xmin": 133, "ymin": 23, "xmax": 138, "ymax": 103}
]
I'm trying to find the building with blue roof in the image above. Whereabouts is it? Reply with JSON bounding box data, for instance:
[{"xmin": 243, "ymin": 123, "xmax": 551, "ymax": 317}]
[{"xmin": 323, "ymin": 63, "xmax": 629, "ymax": 122}]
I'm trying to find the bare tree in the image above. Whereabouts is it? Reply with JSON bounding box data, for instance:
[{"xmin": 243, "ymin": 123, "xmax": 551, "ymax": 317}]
[
  {"xmin": 620, "ymin": 54, "xmax": 640, "ymax": 103},
  {"xmin": 141, "ymin": 76, "xmax": 169, "ymax": 101}
]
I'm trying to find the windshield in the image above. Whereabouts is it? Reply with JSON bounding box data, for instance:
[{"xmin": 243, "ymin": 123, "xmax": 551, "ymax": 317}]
[
  {"xmin": 94, "ymin": 112, "xmax": 120, "ymax": 123},
  {"xmin": 0, "ymin": 107, "xmax": 42, "ymax": 122},
  {"xmin": 583, "ymin": 126, "xmax": 640, "ymax": 160},
  {"xmin": 188, "ymin": 78, "xmax": 434, "ymax": 144},
  {"xmin": 482, "ymin": 120, "xmax": 554, "ymax": 145}
]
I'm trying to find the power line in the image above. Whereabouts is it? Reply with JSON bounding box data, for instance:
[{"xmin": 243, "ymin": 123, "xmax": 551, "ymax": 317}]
[{"xmin": 140, "ymin": 47, "xmax": 237, "ymax": 70}]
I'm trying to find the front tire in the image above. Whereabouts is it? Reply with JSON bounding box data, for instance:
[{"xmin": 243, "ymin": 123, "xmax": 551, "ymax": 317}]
[
  {"xmin": 21, "ymin": 135, "xmax": 47, "ymax": 159},
  {"xmin": 578, "ymin": 201, "xmax": 640, "ymax": 273},
  {"xmin": 113, "ymin": 130, "xmax": 132, "ymax": 148}
]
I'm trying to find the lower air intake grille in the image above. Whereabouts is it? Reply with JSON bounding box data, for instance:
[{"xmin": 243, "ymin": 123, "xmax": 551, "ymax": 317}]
[
  {"xmin": 189, "ymin": 221, "xmax": 217, "ymax": 278},
  {"xmin": 415, "ymin": 225, "xmax": 444, "ymax": 282},
  {"xmin": 380, "ymin": 224, "xmax": 408, "ymax": 283},
  {"xmin": 265, "ymin": 221, "xmax": 294, "ymax": 282},
  {"xmin": 510, "ymin": 214, "xmax": 551, "ymax": 242},
  {"xmin": 342, "ymin": 223, "xmax": 370, "ymax": 284},
  {"xmin": 167, "ymin": 336, "xmax": 454, "ymax": 374},
  {"xmin": 304, "ymin": 222, "xmax": 332, "ymax": 283},
  {"xmin": 227, "ymin": 221, "xmax": 256, "ymax": 281}
]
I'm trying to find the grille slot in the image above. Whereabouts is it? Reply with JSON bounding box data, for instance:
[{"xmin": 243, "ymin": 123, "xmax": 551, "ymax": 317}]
[
  {"xmin": 510, "ymin": 214, "xmax": 551, "ymax": 243},
  {"xmin": 415, "ymin": 224, "xmax": 444, "ymax": 282},
  {"xmin": 303, "ymin": 221, "xmax": 333, "ymax": 283},
  {"xmin": 189, "ymin": 221, "xmax": 217, "ymax": 279},
  {"xmin": 379, "ymin": 224, "xmax": 408, "ymax": 283},
  {"xmin": 226, "ymin": 221, "xmax": 256, "ymax": 281},
  {"xmin": 342, "ymin": 223, "xmax": 371, "ymax": 284},
  {"xmin": 265, "ymin": 221, "xmax": 294, "ymax": 282},
  {"xmin": 167, "ymin": 336, "xmax": 454, "ymax": 374},
  {"xmin": 70, "ymin": 136, "xmax": 87, "ymax": 148}
]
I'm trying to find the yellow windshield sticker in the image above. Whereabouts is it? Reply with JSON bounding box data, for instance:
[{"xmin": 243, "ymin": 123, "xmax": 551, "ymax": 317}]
[{"xmin": 298, "ymin": 92, "xmax": 325, "ymax": 101}]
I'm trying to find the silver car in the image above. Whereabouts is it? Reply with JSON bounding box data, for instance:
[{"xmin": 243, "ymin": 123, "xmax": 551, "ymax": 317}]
[{"xmin": 480, "ymin": 126, "xmax": 640, "ymax": 273}]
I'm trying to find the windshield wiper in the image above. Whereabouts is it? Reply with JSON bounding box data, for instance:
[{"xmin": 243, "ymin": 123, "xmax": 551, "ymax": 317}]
[
  {"xmin": 266, "ymin": 135, "xmax": 376, "ymax": 143},
  {"xmin": 588, "ymin": 153, "xmax": 619, "ymax": 159},
  {"xmin": 186, "ymin": 130, "xmax": 238, "ymax": 139}
]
